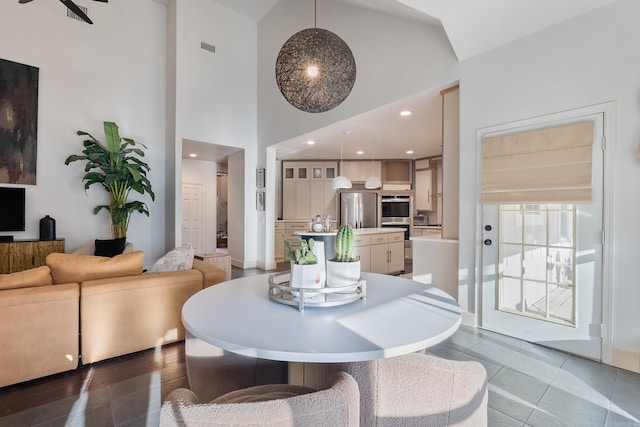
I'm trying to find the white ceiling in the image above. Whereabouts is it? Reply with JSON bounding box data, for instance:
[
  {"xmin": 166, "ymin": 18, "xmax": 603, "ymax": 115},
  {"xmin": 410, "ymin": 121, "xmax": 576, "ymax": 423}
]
[{"xmin": 188, "ymin": 0, "xmax": 618, "ymax": 163}]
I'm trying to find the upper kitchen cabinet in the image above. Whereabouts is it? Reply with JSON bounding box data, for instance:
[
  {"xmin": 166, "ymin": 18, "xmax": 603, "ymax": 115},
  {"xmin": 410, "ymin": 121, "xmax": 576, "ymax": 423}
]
[
  {"xmin": 341, "ymin": 160, "xmax": 381, "ymax": 182},
  {"xmin": 382, "ymin": 160, "xmax": 412, "ymax": 184},
  {"xmin": 282, "ymin": 161, "xmax": 338, "ymax": 220}
]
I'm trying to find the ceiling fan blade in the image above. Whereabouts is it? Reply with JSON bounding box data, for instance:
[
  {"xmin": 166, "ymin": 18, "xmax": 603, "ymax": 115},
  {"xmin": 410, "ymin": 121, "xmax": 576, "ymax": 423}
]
[
  {"xmin": 18, "ymin": 0, "xmax": 35, "ymax": 4},
  {"xmin": 92, "ymin": 0, "xmax": 108, "ymax": 2},
  {"xmin": 60, "ymin": 0, "xmax": 93, "ymax": 24}
]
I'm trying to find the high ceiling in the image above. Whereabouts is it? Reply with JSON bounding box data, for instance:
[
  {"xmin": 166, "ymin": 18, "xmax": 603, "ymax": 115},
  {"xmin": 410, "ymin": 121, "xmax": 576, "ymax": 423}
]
[{"xmin": 187, "ymin": 0, "xmax": 618, "ymax": 163}]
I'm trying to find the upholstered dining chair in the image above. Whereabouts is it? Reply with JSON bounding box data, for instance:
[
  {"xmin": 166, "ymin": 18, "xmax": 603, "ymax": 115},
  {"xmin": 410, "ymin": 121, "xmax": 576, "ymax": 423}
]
[
  {"xmin": 334, "ymin": 352, "xmax": 488, "ymax": 427},
  {"xmin": 160, "ymin": 371, "xmax": 360, "ymax": 427}
]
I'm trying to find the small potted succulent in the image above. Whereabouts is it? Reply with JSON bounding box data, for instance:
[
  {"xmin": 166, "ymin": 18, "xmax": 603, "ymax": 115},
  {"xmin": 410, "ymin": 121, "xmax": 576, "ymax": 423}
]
[
  {"xmin": 326, "ymin": 225, "xmax": 361, "ymax": 287},
  {"xmin": 284, "ymin": 234, "xmax": 322, "ymax": 294}
]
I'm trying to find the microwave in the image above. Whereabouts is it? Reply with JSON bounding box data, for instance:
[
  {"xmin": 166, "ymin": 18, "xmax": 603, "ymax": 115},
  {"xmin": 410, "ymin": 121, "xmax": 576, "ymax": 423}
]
[{"xmin": 380, "ymin": 195, "xmax": 412, "ymax": 219}]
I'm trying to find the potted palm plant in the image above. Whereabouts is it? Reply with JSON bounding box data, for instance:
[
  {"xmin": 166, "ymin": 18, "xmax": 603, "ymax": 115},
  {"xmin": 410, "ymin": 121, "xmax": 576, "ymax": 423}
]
[
  {"xmin": 326, "ymin": 224, "xmax": 361, "ymax": 287},
  {"xmin": 284, "ymin": 234, "xmax": 322, "ymax": 295},
  {"xmin": 65, "ymin": 121, "xmax": 155, "ymax": 239}
]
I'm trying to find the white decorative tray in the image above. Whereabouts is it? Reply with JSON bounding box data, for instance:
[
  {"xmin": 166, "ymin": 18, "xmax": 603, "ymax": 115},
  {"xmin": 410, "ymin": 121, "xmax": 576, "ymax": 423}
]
[{"xmin": 268, "ymin": 272, "xmax": 366, "ymax": 312}]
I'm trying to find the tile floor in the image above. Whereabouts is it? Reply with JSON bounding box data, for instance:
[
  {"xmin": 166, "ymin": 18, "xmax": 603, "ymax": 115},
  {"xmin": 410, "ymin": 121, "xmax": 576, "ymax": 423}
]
[
  {"xmin": 1, "ymin": 265, "xmax": 638, "ymax": 426},
  {"xmin": 427, "ymin": 325, "xmax": 640, "ymax": 427}
]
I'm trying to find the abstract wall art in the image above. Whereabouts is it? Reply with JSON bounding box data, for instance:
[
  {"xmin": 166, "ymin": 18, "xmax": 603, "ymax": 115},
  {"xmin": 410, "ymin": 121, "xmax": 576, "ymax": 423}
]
[{"xmin": 0, "ymin": 58, "xmax": 39, "ymax": 185}]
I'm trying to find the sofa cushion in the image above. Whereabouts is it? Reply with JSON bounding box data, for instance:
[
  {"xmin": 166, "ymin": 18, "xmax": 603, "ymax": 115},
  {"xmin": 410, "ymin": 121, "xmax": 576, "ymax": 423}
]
[
  {"xmin": 0, "ymin": 266, "xmax": 52, "ymax": 290},
  {"xmin": 46, "ymin": 251, "xmax": 144, "ymax": 284},
  {"xmin": 147, "ymin": 244, "xmax": 194, "ymax": 274},
  {"xmin": 94, "ymin": 237, "xmax": 127, "ymax": 257},
  {"xmin": 212, "ymin": 384, "xmax": 316, "ymax": 404}
]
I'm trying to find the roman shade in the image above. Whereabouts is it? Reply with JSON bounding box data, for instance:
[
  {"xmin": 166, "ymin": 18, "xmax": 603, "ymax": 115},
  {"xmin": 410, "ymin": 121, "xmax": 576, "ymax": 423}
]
[{"xmin": 482, "ymin": 120, "xmax": 594, "ymax": 204}]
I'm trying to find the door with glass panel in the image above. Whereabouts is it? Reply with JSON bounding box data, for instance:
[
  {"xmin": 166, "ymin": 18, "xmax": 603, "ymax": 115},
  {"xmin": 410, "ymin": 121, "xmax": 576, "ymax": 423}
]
[{"xmin": 481, "ymin": 113, "xmax": 603, "ymax": 361}]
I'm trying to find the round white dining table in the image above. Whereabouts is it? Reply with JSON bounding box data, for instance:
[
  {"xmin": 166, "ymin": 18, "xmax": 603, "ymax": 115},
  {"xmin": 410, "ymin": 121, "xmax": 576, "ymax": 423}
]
[{"xmin": 182, "ymin": 272, "xmax": 461, "ymax": 363}]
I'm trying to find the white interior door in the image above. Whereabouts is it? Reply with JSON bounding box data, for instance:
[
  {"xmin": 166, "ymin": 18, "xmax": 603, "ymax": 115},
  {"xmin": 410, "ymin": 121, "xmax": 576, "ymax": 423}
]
[
  {"xmin": 481, "ymin": 113, "xmax": 604, "ymax": 361},
  {"xmin": 182, "ymin": 183, "xmax": 204, "ymax": 254}
]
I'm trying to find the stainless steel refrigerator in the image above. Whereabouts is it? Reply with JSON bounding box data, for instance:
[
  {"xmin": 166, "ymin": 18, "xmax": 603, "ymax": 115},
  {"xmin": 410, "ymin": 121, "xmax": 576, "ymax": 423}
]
[{"xmin": 340, "ymin": 192, "xmax": 378, "ymax": 229}]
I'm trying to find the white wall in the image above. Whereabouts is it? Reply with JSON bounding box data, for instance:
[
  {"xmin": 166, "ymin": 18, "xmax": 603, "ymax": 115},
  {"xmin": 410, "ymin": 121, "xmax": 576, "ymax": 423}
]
[
  {"xmin": 458, "ymin": 0, "xmax": 640, "ymax": 371},
  {"xmin": 0, "ymin": 1, "xmax": 167, "ymax": 264},
  {"xmin": 172, "ymin": 0, "xmax": 258, "ymax": 266},
  {"xmin": 182, "ymin": 158, "xmax": 217, "ymax": 254}
]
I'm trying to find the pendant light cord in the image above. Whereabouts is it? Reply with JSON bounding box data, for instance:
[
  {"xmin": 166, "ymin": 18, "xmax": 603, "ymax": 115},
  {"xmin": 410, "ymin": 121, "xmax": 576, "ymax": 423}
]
[{"xmin": 314, "ymin": 0, "xmax": 317, "ymax": 28}]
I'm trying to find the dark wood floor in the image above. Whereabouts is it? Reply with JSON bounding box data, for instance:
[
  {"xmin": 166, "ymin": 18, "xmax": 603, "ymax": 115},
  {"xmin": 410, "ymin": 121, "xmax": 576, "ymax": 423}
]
[{"xmin": 0, "ymin": 341, "xmax": 189, "ymax": 426}]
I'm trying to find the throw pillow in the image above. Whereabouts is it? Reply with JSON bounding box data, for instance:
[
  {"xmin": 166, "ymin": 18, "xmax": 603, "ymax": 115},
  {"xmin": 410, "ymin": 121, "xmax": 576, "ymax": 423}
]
[
  {"xmin": 94, "ymin": 237, "xmax": 127, "ymax": 257},
  {"xmin": 46, "ymin": 251, "xmax": 144, "ymax": 284},
  {"xmin": 0, "ymin": 266, "xmax": 52, "ymax": 290},
  {"xmin": 147, "ymin": 244, "xmax": 194, "ymax": 274}
]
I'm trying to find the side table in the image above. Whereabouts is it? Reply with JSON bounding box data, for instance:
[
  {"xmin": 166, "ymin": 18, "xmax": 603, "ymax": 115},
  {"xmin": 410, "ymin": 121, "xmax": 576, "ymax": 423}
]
[{"xmin": 195, "ymin": 253, "xmax": 231, "ymax": 280}]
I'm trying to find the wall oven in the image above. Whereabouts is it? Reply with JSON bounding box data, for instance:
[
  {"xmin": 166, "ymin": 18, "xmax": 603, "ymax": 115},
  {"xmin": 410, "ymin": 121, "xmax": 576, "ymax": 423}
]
[{"xmin": 379, "ymin": 195, "xmax": 412, "ymax": 242}]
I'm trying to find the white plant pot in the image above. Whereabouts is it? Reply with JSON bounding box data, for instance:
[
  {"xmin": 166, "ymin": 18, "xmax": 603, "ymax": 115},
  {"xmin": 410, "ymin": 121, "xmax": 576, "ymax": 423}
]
[
  {"xmin": 290, "ymin": 261, "xmax": 322, "ymax": 298},
  {"xmin": 326, "ymin": 259, "xmax": 361, "ymax": 288}
]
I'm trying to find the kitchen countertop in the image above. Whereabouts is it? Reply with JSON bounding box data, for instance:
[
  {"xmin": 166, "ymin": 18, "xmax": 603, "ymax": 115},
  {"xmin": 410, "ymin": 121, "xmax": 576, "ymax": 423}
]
[
  {"xmin": 413, "ymin": 225, "xmax": 442, "ymax": 229},
  {"xmin": 296, "ymin": 227, "xmax": 407, "ymax": 236}
]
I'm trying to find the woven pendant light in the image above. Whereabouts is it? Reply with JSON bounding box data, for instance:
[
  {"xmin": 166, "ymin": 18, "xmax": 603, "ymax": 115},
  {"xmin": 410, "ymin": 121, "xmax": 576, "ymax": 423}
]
[{"xmin": 275, "ymin": 1, "xmax": 356, "ymax": 113}]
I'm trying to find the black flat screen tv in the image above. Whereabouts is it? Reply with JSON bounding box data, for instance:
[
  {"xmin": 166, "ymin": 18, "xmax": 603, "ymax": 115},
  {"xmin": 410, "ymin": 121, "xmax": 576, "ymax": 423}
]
[{"xmin": 0, "ymin": 187, "xmax": 26, "ymax": 232}]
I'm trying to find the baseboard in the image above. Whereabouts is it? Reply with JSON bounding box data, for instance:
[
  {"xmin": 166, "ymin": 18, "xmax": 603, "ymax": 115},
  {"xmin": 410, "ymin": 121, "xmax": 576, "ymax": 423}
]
[
  {"xmin": 258, "ymin": 260, "xmax": 277, "ymax": 270},
  {"xmin": 611, "ymin": 347, "xmax": 640, "ymax": 373},
  {"xmin": 230, "ymin": 258, "xmax": 257, "ymax": 269},
  {"xmin": 461, "ymin": 310, "xmax": 477, "ymax": 327}
]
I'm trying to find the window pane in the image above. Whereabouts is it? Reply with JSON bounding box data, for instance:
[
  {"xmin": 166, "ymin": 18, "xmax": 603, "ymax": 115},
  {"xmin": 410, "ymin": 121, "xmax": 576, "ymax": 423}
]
[
  {"xmin": 501, "ymin": 244, "xmax": 522, "ymax": 277},
  {"xmin": 523, "ymin": 246, "xmax": 547, "ymax": 281},
  {"xmin": 548, "ymin": 282, "xmax": 574, "ymax": 323},
  {"xmin": 524, "ymin": 280, "xmax": 547, "ymax": 317},
  {"xmin": 548, "ymin": 210, "xmax": 573, "ymax": 247},
  {"xmin": 501, "ymin": 210, "xmax": 522, "ymax": 243},
  {"xmin": 500, "ymin": 277, "xmax": 522, "ymax": 312},
  {"xmin": 549, "ymin": 248, "xmax": 573, "ymax": 285},
  {"xmin": 524, "ymin": 211, "xmax": 546, "ymax": 245}
]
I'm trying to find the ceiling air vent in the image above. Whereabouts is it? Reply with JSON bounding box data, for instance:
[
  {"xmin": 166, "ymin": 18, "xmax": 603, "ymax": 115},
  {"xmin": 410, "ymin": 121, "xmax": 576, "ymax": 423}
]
[{"xmin": 67, "ymin": 4, "xmax": 89, "ymax": 22}]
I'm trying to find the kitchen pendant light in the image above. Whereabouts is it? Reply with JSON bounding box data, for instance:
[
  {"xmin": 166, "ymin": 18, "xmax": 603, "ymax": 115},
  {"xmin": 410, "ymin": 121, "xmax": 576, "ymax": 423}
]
[
  {"xmin": 365, "ymin": 142, "xmax": 381, "ymax": 189},
  {"xmin": 275, "ymin": 0, "xmax": 356, "ymax": 113},
  {"xmin": 332, "ymin": 138, "xmax": 352, "ymax": 190}
]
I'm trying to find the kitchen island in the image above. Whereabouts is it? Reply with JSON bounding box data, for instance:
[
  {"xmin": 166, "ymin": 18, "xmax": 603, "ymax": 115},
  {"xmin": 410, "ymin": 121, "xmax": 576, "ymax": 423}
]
[{"xmin": 296, "ymin": 227, "xmax": 407, "ymax": 274}]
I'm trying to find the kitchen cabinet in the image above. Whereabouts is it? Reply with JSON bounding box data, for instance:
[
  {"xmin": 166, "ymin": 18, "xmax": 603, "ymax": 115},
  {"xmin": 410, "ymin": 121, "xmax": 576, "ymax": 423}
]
[
  {"xmin": 282, "ymin": 161, "xmax": 338, "ymax": 220},
  {"xmin": 382, "ymin": 160, "xmax": 412, "ymax": 184},
  {"xmin": 415, "ymin": 169, "xmax": 433, "ymax": 211},
  {"xmin": 0, "ymin": 239, "xmax": 65, "ymax": 274},
  {"xmin": 351, "ymin": 234, "xmax": 371, "ymax": 272},
  {"xmin": 369, "ymin": 232, "xmax": 404, "ymax": 274},
  {"xmin": 341, "ymin": 160, "xmax": 381, "ymax": 183}
]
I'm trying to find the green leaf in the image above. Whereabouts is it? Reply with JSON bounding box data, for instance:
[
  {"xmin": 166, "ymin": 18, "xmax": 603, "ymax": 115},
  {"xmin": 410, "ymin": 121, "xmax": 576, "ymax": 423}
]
[{"xmin": 103, "ymin": 122, "xmax": 121, "ymax": 153}]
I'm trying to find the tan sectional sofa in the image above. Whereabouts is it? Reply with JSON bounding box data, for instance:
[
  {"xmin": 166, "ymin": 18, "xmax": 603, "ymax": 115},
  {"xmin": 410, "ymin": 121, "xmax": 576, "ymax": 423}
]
[{"xmin": 0, "ymin": 251, "xmax": 226, "ymax": 388}]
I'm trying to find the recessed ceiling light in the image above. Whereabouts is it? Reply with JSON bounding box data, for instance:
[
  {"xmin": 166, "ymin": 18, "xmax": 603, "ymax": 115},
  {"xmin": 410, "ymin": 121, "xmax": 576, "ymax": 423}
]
[
  {"xmin": 189, "ymin": 153, "xmax": 198, "ymax": 157},
  {"xmin": 307, "ymin": 140, "xmax": 315, "ymax": 145},
  {"xmin": 400, "ymin": 110, "xmax": 412, "ymax": 116},
  {"xmin": 356, "ymin": 150, "xmax": 364, "ymax": 155},
  {"xmin": 406, "ymin": 150, "xmax": 414, "ymax": 155}
]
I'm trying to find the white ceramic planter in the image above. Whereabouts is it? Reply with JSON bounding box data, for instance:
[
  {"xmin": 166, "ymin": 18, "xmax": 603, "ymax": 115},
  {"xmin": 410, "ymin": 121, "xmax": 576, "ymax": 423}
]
[
  {"xmin": 290, "ymin": 262, "xmax": 323, "ymax": 298},
  {"xmin": 326, "ymin": 259, "xmax": 361, "ymax": 288}
]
